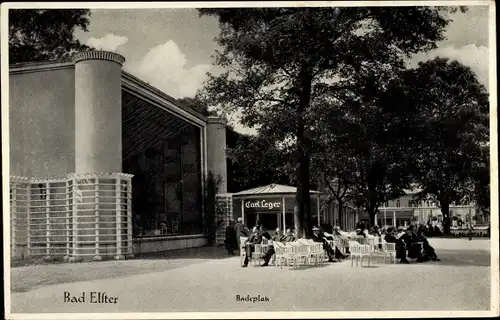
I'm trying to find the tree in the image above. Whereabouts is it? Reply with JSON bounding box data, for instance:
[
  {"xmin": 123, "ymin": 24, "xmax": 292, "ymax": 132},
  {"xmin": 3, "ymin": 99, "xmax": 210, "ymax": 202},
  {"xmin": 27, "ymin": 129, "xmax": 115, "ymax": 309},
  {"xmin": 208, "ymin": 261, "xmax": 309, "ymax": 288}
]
[
  {"xmin": 227, "ymin": 133, "xmax": 294, "ymax": 192},
  {"xmin": 177, "ymin": 97, "xmax": 218, "ymax": 117},
  {"xmin": 472, "ymin": 144, "xmax": 490, "ymax": 223},
  {"xmin": 9, "ymin": 9, "xmax": 92, "ymax": 64},
  {"xmin": 198, "ymin": 7, "xmax": 460, "ymax": 238},
  {"xmin": 398, "ymin": 57, "xmax": 489, "ymax": 234}
]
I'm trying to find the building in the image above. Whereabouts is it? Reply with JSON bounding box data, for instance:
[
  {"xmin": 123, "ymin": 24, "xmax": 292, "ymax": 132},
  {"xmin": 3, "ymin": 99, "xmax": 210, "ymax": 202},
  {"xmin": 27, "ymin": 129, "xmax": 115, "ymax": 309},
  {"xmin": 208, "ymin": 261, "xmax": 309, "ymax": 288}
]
[
  {"xmin": 357, "ymin": 188, "xmax": 478, "ymax": 228},
  {"xmin": 9, "ymin": 50, "xmax": 229, "ymax": 259}
]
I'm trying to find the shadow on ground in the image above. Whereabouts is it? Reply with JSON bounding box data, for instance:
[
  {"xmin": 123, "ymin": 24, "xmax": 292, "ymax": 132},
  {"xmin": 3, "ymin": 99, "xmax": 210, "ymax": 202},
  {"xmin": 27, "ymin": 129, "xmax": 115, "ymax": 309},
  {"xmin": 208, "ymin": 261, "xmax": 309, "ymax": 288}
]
[
  {"xmin": 135, "ymin": 245, "xmax": 238, "ymax": 260},
  {"xmin": 408, "ymin": 249, "xmax": 490, "ymax": 267}
]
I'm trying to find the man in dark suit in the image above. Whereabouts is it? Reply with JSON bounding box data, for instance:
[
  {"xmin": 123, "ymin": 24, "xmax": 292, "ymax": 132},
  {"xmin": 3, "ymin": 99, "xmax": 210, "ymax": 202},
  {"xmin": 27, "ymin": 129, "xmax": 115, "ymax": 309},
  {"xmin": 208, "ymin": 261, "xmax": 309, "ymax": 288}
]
[
  {"xmin": 385, "ymin": 227, "xmax": 409, "ymax": 264},
  {"xmin": 224, "ymin": 220, "xmax": 237, "ymax": 255},
  {"xmin": 242, "ymin": 224, "xmax": 271, "ymax": 267},
  {"xmin": 311, "ymin": 226, "xmax": 336, "ymax": 262},
  {"xmin": 401, "ymin": 225, "xmax": 422, "ymax": 261},
  {"xmin": 260, "ymin": 228, "xmax": 288, "ymax": 267},
  {"xmin": 417, "ymin": 228, "xmax": 440, "ymax": 261},
  {"xmin": 234, "ymin": 217, "xmax": 250, "ymax": 250}
]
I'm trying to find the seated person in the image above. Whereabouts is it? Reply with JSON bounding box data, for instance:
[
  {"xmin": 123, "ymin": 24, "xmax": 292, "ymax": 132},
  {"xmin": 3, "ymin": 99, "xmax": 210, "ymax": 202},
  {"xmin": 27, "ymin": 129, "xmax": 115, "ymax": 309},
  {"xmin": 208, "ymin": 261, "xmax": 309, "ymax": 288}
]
[
  {"xmin": 283, "ymin": 229, "xmax": 296, "ymax": 243},
  {"xmin": 355, "ymin": 221, "xmax": 366, "ymax": 232},
  {"xmin": 242, "ymin": 224, "xmax": 271, "ymax": 267},
  {"xmin": 272, "ymin": 228, "xmax": 286, "ymax": 242},
  {"xmin": 321, "ymin": 227, "xmax": 348, "ymax": 259},
  {"xmin": 417, "ymin": 229, "xmax": 440, "ymax": 261},
  {"xmin": 396, "ymin": 226, "xmax": 406, "ymax": 239},
  {"xmin": 384, "ymin": 227, "xmax": 409, "ymax": 264},
  {"xmin": 311, "ymin": 226, "xmax": 340, "ymax": 262},
  {"xmin": 400, "ymin": 225, "xmax": 423, "ymax": 261},
  {"xmin": 261, "ymin": 228, "xmax": 293, "ymax": 267},
  {"xmin": 356, "ymin": 228, "xmax": 366, "ymax": 238},
  {"xmin": 370, "ymin": 226, "xmax": 382, "ymax": 237},
  {"xmin": 333, "ymin": 226, "xmax": 351, "ymax": 254}
]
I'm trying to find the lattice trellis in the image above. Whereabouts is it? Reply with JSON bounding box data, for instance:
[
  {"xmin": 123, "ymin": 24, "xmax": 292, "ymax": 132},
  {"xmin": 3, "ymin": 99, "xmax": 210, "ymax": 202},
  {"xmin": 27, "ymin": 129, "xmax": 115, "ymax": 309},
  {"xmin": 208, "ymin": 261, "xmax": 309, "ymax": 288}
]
[
  {"xmin": 10, "ymin": 173, "xmax": 133, "ymax": 261},
  {"xmin": 215, "ymin": 193, "xmax": 233, "ymax": 246}
]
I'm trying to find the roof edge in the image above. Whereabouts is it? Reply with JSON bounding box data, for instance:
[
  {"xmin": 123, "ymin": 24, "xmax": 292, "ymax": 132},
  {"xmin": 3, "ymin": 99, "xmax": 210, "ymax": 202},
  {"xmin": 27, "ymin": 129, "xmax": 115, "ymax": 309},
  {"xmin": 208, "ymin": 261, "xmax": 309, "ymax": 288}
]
[{"xmin": 122, "ymin": 71, "xmax": 208, "ymax": 124}]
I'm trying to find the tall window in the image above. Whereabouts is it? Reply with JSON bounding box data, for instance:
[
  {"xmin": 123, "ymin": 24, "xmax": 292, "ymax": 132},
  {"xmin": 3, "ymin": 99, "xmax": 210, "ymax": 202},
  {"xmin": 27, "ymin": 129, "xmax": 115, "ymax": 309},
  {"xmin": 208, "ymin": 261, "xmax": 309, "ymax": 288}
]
[
  {"xmin": 122, "ymin": 93, "xmax": 203, "ymax": 237},
  {"xmin": 396, "ymin": 200, "xmax": 400, "ymax": 208}
]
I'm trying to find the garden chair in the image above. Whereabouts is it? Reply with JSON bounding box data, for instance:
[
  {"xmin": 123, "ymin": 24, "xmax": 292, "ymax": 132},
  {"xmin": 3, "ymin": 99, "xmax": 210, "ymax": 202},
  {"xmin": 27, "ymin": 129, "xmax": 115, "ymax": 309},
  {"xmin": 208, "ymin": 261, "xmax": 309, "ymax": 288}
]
[
  {"xmin": 252, "ymin": 244, "xmax": 265, "ymax": 266},
  {"xmin": 357, "ymin": 244, "xmax": 373, "ymax": 267},
  {"xmin": 381, "ymin": 242, "xmax": 397, "ymax": 264},
  {"xmin": 349, "ymin": 241, "xmax": 360, "ymax": 267},
  {"xmin": 273, "ymin": 242, "xmax": 286, "ymax": 268}
]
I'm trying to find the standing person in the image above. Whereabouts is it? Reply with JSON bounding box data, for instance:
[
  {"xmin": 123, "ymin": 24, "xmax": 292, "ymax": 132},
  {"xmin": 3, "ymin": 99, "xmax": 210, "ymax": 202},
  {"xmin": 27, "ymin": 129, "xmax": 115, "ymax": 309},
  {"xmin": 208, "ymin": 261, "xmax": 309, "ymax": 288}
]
[
  {"xmin": 467, "ymin": 223, "xmax": 474, "ymax": 241},
  {"xmin": 224, "ymin": 220, "xmax": 237, "ymax": 255},
  {"xmin": 234, "ymin": 217, "xmax": 249, "ymax": 250}
]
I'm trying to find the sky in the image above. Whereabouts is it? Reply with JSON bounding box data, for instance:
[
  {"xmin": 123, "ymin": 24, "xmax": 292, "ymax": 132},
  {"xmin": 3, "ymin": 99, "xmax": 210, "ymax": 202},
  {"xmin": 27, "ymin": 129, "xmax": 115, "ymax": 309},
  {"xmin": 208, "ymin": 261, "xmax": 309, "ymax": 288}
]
[{"xmin": 74, "ymin": 5, "xmax": 490, "ymax": 134}]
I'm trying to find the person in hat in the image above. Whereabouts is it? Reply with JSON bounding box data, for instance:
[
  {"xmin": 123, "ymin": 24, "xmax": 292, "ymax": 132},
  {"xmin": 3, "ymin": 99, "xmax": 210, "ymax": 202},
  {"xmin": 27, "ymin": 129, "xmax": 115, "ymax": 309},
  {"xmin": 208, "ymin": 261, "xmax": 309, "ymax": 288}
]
[
  {"xmin": 384, "ymin": 227, "xmax": 409, "ymax": 264},
  {"xmin": 311, "ymin": 226, "xmax": 337, "ymax": 262},
  {"xmin": 242, "ymin": 224, "xmax": 272, "ymax": 267},
  {"xmin": 234, "ymin": 217, "xmax": 250, "ymax": 250}
]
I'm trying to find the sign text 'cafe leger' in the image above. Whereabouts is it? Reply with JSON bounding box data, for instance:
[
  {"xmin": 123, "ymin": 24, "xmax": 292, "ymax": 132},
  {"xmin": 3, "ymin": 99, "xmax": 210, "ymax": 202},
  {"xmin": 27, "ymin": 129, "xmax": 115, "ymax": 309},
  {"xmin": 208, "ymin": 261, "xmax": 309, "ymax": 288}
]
[{"xmin": 244, "ymin": 199, "xmax": 282, "ymax": 210}]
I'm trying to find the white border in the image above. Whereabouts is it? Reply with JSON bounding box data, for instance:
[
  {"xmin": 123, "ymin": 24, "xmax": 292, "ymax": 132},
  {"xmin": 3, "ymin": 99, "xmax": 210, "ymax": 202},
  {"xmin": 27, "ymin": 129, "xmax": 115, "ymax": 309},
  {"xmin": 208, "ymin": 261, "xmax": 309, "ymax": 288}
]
[{"xmin": 2, "ymin": 1, "xmax": 498, "ymax": 319}]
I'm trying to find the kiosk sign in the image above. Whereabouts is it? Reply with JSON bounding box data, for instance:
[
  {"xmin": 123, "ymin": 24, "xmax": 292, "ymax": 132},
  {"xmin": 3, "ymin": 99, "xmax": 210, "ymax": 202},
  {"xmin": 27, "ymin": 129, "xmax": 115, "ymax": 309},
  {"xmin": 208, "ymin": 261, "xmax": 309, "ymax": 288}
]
[{"xmin": 244, "ymin": 198, "xmax": 282, "ymax": 210}]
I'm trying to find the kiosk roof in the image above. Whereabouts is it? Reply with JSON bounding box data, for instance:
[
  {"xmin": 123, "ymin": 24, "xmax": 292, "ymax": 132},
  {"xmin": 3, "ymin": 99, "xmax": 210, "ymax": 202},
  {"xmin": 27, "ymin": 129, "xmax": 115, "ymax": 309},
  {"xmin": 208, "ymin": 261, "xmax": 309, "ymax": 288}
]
[{"xmin": 232, "ymin": 183, "xmax": 320, "ymax": 197}]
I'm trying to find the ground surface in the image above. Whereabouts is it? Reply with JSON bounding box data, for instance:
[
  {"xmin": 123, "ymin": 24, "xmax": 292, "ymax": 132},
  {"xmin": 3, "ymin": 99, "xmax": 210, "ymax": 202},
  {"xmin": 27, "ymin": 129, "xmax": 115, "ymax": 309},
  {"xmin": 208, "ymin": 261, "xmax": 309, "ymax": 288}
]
[{"xmin": 10, "ymin": 239, "xmax": 493, "ymax": 313}]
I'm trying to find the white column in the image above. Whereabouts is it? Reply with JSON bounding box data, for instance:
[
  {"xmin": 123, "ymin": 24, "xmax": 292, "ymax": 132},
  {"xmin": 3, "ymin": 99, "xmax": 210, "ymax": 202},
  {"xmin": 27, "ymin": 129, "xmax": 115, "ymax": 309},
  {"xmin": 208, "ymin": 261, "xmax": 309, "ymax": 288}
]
[
  {"xmin": 241, "ymin": 199, "xmax": 245, "ymax": 224},
  {"xmin": 384, "ymin": 209, "xmax": 387, "ymax": 227},
  {"xmin": 45, "ymin": 183, "xmax": 50, "ymax": 259},
  {"xmin": 393, "ymin": 211, "xmax": 396, "ymax": 227},
  {"xmin": 94, "ymin": 178, "xmax": 101, "ymax": 261},
  {"xmin": 65, "ymin": 180, "xmax": 70, "ymax": 260},
  {"xmin": 27, "ymin": 182, "xmax": 31, "ymax": 258},
  {"xmin": 115, "ymin": 177, "xmax": 123, "ymax": 260},
  {"xmin": 70, "ymin": 177, "xmax": 79, "ymax": 262},
  {"xmin": 282, "ymin": 197, "xmax": 286, "ymax": 230},
  {"xmin": 126, "ymin": 177, "xmax": 133, "ymax": 258},
  {"xmin": 316, "ymin": 196, "xmax": 320, "ymax": 226},
  {"xmin": 73, "ymin": 51, "xmax": 125, "ymax": 174},
  {"xmin": 11, "ymin": 183, "xmax": 17, "ymax": 258}
]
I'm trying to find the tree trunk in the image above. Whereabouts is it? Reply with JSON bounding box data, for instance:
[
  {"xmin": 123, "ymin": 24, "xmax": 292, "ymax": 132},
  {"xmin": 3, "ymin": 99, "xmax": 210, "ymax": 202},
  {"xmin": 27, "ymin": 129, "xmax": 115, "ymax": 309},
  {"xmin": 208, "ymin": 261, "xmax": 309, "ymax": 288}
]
[
  {"xmin": 295, "ymin": 68, "xmax": 313, "ymax": 239},
  {"xmin": 441, "ymin": 201, "xmax": 451, "ymax": 235},
  {"xmin": 338, "ymin": 200, "xmax": 343, "ymax": 229}
]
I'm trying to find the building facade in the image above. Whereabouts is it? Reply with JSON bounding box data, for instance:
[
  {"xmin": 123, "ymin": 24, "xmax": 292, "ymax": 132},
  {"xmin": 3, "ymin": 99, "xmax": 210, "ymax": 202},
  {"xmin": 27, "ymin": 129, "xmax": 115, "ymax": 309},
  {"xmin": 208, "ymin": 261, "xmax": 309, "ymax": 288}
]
[
  {"xmin": 357, "ymin": 189, "xmax": 479, "ymax": 228},
  {"xmin": 9, "ymin": 50, "xmax": 228, "ymax": 258}
]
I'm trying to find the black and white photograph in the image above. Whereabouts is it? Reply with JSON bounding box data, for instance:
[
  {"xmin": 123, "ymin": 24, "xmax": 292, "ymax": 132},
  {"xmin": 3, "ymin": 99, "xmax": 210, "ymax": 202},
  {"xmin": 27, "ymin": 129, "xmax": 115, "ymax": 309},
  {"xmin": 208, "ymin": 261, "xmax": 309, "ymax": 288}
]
[{"xmin": 2, "ymin": 1, "xmax": 498, "ymax": 318}]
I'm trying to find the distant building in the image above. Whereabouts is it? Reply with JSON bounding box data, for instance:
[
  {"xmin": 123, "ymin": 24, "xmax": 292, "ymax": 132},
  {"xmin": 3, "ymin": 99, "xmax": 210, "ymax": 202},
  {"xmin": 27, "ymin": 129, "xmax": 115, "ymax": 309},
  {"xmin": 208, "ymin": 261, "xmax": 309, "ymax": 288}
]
[{"xmin": 357, "ymin": 187, "xmax": 480, "ymax": 228}]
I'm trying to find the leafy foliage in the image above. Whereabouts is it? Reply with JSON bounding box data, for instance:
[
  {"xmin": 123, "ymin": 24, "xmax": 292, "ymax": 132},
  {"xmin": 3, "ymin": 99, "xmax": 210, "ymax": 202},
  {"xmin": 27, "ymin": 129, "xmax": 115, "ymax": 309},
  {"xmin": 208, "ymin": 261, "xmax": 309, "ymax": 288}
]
[
  {"xmin": 198, "ymin": 7, "xmax": 458, "ymax": 237},
  {"xmin": 393, "ymin": 57, "xmax": 489, "ymax": 234},
  {"xmin": 203, "ymin": 171, "xmax": 222, "ymax": 245},
  {"xmin": 9, "ymin": 9, "xmax": 92, "ymax": 64}
]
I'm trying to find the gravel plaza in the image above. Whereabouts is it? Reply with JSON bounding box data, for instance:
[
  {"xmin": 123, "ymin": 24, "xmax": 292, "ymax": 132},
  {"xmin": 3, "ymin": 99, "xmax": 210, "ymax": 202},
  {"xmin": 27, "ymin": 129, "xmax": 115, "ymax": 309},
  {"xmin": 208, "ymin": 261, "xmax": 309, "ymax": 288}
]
[{"xmin": 9, "ymin": 238, "xmax": 494, "ymax": 314}]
